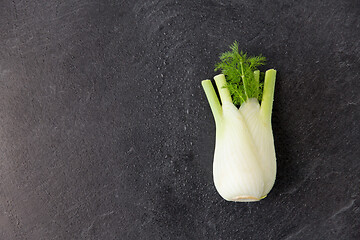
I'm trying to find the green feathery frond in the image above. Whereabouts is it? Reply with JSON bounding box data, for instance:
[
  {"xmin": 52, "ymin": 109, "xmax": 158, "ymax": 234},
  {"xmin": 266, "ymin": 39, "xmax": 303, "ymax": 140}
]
[{"xmin": 214, "ymin": 41, "xmax": 266, "ymax": 107}]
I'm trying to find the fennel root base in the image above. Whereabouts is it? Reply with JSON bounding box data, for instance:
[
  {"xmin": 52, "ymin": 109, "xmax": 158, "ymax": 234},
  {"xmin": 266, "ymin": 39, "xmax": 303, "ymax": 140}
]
[{"xmin": 232, "ymin": 195, "xmax": 267, "ymax": 202}]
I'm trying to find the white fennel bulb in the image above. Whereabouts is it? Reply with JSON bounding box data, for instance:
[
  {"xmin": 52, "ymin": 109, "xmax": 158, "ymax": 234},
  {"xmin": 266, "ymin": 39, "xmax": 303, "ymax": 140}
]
[{"xmin": 201, "ymin": 43, "xmax": 277, "ymax": 202}]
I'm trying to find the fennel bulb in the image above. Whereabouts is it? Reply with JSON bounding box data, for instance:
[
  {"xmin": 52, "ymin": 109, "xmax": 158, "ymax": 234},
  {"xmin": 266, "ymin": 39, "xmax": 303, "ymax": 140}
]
[{"xmin": 202, "ymin": 42, "xmax": 277, "ymax": 202}]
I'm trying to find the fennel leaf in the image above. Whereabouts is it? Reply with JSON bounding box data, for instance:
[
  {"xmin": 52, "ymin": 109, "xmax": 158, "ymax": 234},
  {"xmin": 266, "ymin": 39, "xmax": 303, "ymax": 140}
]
[{"xmin": 214, "ymin": 41, "xmax": 266, "ymax": 107}]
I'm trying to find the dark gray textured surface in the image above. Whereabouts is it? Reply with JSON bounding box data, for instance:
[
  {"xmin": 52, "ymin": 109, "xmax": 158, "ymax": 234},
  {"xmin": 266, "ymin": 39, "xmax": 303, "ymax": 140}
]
[{"xmin": 0, "ymin": 0, "xmax": 359, "ymax": 239}]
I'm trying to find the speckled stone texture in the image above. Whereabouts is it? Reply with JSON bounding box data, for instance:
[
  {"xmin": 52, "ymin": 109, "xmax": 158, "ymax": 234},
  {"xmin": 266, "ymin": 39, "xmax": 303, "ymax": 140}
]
[{"xmin": 0, "ymin": 0, "xmax": 359, "ymax": 239}]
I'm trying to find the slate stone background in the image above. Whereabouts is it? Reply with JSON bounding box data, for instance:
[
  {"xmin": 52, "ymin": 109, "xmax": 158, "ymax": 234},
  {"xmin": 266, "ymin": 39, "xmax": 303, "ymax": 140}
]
[{"xmin": 0, "ymin": 0, "xmax": 359, "ymax": 239}]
